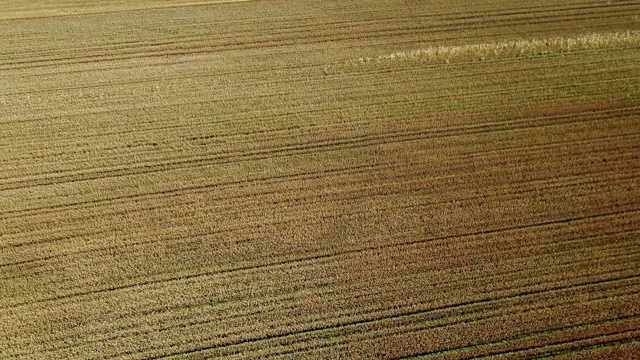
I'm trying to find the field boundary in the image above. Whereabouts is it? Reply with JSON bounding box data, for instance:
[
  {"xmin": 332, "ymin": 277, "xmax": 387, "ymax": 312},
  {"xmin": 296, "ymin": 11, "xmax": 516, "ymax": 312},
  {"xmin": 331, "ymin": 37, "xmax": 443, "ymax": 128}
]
[{"xmin": 0, "ymin": 0, "xmax": 256, "ymax": 20}]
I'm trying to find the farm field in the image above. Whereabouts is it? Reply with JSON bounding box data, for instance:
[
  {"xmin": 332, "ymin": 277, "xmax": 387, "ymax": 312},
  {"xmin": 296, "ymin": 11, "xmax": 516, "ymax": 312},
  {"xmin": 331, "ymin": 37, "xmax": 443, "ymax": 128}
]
[{"xmin": 1, "ymin": 0, "xmax": 640, "ymax": 358}]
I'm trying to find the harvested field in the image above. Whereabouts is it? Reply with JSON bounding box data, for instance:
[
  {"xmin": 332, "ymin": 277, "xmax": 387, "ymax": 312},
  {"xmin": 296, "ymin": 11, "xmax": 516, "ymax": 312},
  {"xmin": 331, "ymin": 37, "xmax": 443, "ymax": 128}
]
[{"xmin": 1, "ymin": 0, "xmax": 639, "ymax": 358}]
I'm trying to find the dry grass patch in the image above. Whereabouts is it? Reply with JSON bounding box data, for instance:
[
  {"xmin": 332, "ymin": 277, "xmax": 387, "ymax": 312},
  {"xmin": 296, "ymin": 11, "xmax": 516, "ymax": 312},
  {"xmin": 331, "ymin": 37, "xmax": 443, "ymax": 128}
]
[{"xmin": 355, "ymin": 31, "xmax": 640, "ymax": 65}]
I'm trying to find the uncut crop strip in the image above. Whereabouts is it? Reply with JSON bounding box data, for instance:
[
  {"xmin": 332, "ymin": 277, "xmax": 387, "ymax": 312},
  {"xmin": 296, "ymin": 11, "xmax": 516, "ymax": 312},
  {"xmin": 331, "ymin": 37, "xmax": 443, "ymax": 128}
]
[{"xmin": 353, "ymin": 31, "xmax": 640, "ymax": 64}]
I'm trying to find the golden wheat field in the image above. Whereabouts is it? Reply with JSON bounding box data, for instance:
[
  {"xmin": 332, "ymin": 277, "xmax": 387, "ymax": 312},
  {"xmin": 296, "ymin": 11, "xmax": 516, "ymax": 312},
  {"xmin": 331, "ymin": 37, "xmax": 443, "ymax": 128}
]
[{"xmin": 1, "ymin": 0, "xmax": 640, "ymax": 358}]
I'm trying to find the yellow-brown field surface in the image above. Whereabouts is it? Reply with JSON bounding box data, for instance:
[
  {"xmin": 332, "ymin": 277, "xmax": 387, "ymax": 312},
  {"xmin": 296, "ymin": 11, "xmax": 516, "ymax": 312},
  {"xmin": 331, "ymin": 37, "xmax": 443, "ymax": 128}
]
[{"xmin": 1, "ymin": 0, "xmax": 640, "ymax": 358}]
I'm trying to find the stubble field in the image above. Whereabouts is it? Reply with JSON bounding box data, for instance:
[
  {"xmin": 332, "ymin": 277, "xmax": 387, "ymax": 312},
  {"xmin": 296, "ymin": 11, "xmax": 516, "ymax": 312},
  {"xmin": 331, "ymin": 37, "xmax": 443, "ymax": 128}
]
[{"xmin": 1, "ymin": 0, "xmax": 640, "ymax": 358}]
